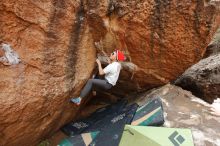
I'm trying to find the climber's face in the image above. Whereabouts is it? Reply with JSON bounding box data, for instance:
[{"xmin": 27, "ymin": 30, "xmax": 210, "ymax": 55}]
[{"xmin": 110, "ymin": 51, "xmax": 116, "ymax": 61}]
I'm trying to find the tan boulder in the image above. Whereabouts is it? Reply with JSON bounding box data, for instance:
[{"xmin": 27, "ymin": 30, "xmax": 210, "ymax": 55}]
[
  {"xmin": 87, "ymin": 0, "xmax": 220, "ymax": 94},
  {"xmin": 0, "ymin": 0, "xmax": 96, "ymax": 146}
]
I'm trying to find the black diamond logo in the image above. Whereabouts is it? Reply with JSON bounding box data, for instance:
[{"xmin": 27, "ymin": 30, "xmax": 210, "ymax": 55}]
[{"xmin": 168, "ymin": 131, "xmax": 185, "ymax": 146}]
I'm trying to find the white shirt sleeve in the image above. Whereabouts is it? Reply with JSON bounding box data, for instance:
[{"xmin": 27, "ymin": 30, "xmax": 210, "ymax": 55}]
[{"xmin": 103, "ymin": 64, "xmax": 112, "ymax": 74}]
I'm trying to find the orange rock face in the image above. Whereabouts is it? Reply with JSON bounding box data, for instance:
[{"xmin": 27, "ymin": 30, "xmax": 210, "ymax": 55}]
[
  {"xmin": 0, "ymin": 1, "xmax": 96, "ymax": 146},
  {"xmin": 0, "ymin": 0, "xmax": 219, "ymax": 146},
  {"xmin": 88, "ymin": 0, "xmax": 220, "ymax": 94}
]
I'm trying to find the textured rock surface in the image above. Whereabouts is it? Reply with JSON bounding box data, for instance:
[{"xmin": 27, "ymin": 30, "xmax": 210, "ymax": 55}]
[
  {"xmin": 0, "ymin": 0, "xmax": 219, "ymax": 146},
  {"xmin": 205, "ymin": 28, "xmax": 220, "ymax": 57},
  {"xmin": 89, "ymin": 0, "xmax": 220, "ymax": 94},
  {"xmin": 204, "ymin": 1, "xmax": 220, "ymax": 57},
  {"xmin": 0, "ymin": 1, "xmax": 96, "ymax": 146},
  {"xmin": 135, "ymin": 84, "xmax": 220, "ymax": 146},
  {"xmin": 175, "ymin": 54, "xmax": 220, "ymax": 103}
]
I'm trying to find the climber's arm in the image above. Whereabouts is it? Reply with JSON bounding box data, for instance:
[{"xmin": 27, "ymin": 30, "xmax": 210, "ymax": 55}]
[{"xmin": 96, "ymin": 59, "xmax": 105, "ymax": 75}]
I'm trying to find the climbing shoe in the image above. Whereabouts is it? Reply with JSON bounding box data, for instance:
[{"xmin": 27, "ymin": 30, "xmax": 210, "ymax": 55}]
[{"xmin": 70, "ymin": 97, "xmax": 82, "ymax": 105}]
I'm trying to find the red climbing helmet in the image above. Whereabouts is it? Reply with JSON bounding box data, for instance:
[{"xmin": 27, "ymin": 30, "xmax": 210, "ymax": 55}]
[{"xmin": 116, "ymin": 50, "xmax": 126, "ymax": 61}]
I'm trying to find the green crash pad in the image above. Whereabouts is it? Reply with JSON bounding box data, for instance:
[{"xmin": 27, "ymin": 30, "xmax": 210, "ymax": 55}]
[{"xmin": 119, "ymin": 125, "xmax": 194, "ymax": 146}]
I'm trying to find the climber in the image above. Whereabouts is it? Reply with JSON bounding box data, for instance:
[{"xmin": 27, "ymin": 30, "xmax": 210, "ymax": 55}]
[{"xmin": 70, "ymin": 50, "xmax": 125, "ymax": 105}]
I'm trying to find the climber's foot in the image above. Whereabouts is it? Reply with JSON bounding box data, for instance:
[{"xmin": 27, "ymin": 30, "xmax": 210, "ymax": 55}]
[{"xmin": 70, "ymin": 97, "xmax": 82, "ymax": 106}]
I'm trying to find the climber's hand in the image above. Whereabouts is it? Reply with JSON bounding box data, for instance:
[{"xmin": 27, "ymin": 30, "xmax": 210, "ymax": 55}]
[{"xmin": 96, "ymin": 59, "xmax": 101, "ymax": 65}]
